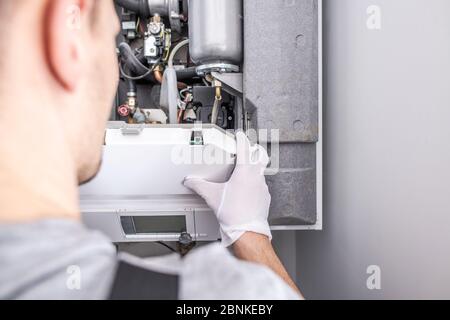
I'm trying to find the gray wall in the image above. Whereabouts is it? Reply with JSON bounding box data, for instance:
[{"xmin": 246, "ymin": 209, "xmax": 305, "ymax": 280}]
[{"xmin": 296, "ymin": 0, "xmax": 450, "ymax": 299}]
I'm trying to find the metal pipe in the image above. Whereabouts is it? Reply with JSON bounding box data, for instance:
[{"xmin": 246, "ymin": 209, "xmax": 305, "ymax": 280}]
[
  {"xmin": 115, "ymin": 0, "xmax": 150, "ymax": 17},
  {"xmin": 211, "ymin": 86, "xmax": 222, "ymax": 125},
  {"xmin": 154, "ymin": 69, "xmax": 187, "ymax": 89}
]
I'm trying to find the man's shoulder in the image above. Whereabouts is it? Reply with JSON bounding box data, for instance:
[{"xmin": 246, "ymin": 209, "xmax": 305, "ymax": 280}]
[{"xmin": 0, "ymin": 219, "xmax": 117, "ymax": 299}]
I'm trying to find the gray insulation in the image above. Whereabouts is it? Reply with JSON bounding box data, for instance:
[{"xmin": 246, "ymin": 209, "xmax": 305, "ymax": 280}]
[{"xmin": 244, "ymin": 0, "xmax": 319, "ymax": 225}]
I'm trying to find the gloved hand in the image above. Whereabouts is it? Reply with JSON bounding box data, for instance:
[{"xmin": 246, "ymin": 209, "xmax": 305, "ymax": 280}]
[{"xmin": 184, "ymin": 132, "xmax": 272, "ymax": 247}]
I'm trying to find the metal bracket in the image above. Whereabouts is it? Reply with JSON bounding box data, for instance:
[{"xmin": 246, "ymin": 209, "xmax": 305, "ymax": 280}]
[{"xmin": 211, "ymin": 72, "xmax": 243, "ymax": 98}]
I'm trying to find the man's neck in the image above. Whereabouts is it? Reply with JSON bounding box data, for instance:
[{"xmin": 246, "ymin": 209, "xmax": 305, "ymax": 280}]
[{"xmin": 0, "ymin": 99, "xmax": 81, "ymax": 224}]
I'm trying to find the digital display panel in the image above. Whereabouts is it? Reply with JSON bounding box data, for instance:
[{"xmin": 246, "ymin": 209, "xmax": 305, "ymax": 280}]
[{"xmin": 130, "ymin": 216, "xmax": 187, "ymax": 234}]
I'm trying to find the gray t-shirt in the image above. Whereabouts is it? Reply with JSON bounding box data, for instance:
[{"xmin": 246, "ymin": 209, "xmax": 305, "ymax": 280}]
[{"xmin": 0, "ymin": 220, "xmax": 299, "ymax": 300}]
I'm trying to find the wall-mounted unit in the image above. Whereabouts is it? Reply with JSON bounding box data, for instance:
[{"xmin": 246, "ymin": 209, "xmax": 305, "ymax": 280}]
[{"xmin": 80, "ymin": 0, "xmax": 323, "ymax": 244}]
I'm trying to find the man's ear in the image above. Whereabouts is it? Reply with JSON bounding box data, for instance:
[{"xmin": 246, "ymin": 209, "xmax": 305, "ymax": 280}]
[{"xmin": 45, "ymin": 0, "xmax": 90, "ymax": 91}]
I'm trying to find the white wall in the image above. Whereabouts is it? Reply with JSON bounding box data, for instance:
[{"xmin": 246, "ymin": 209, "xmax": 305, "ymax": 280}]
[{"xmin": 296, "ymin": 0, "xmax": 450, "ymax": 299}]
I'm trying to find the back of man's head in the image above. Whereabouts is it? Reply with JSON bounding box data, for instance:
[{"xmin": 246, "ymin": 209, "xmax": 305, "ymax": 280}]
[{"xmin": 0, "ymin": 0, "xmax": 121, "ymax": 223}]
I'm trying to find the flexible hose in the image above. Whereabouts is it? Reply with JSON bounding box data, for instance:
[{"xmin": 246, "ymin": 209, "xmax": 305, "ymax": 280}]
[
  {"xmin": 126, "ymin": 76, "xmax": 136, "ymax": 93},
  {"xmin": 136, "ymin": 50, "xmax": 148, "ymax": 64},
  {"xmin": 165, "ymin": 39, "xmax": 190, "ymax": 90},
  {"xmin": 168, "ymin": 39, "xmax": 190, "ymax": 68},
  {"xmin": 176, "ymin": 67, "xmax": 198, "ymax": 81},
  {"xmin": 118, "ymin": 42, "xmax": 155, "ymax": 82}
]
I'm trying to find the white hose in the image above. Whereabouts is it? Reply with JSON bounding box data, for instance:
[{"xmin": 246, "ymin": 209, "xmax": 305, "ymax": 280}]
[{"xmin": 168, "ymin": 39, "xmax": 190, "ymax": 68}]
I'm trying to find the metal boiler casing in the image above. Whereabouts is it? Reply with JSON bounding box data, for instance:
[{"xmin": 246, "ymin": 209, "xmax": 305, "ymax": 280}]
[
  {"xmin": 79, "ymin": 123, "xmax": 236, "ymax": 243},
  {"xmin": 85, "ymin": 0, "xmax": 322, "ymax": 243},
  {"xmin": 188, "ymin": 0, "xmax": 243, "ymax": 67}
]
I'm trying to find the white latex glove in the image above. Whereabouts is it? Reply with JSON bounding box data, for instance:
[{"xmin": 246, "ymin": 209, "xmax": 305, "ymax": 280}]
[{"xmin": 184, "ymin": 132, "xmax": 272, "ymax": 247}]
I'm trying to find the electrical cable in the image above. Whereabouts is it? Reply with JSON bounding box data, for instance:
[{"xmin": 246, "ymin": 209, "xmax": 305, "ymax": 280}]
[
  {"xmin": 135, "ymin": 17, "xmax": 140, "ymax": 32},
  {"xmin": 119, "ymin": 59, "xmax": 161, "ymax": 80},
  {"xmin": 156, "ymin": 241, "xmax": 178, "ymax": 253},
  {"xmin": 179, "ymin": 88, "xmax": 190, "ymax": 99},
  {"xmin": 118, "ymin": 42, "xmax": 157, "ymax": 82}
]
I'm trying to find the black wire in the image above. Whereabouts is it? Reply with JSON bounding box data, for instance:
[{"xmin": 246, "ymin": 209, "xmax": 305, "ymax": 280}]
[
  {"xmin": 156, "ymin": 241, "xmax": 177, "ymax": 253},
  {"xmin": 119, "ymin": 61, "xmax": 157, "ymax": 80}
]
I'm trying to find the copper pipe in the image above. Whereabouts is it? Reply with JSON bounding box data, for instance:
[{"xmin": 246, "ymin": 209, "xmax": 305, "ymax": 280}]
[
  {"xmin": 153, "ymin": 69, "xmax": 188, "ymax": 90},
  {"xmin": 177, "ymin": 109, "xmax": 184, "ymax": 124},
  {"xmin": 154, "ymin": 70, "xmax": 163, "ymax": 83}
]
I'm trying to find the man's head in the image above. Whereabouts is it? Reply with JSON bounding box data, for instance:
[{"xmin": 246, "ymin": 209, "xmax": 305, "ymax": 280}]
[{"xmin": 0, "ymin": 0, "xmax": 120, "ymax": 184}]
